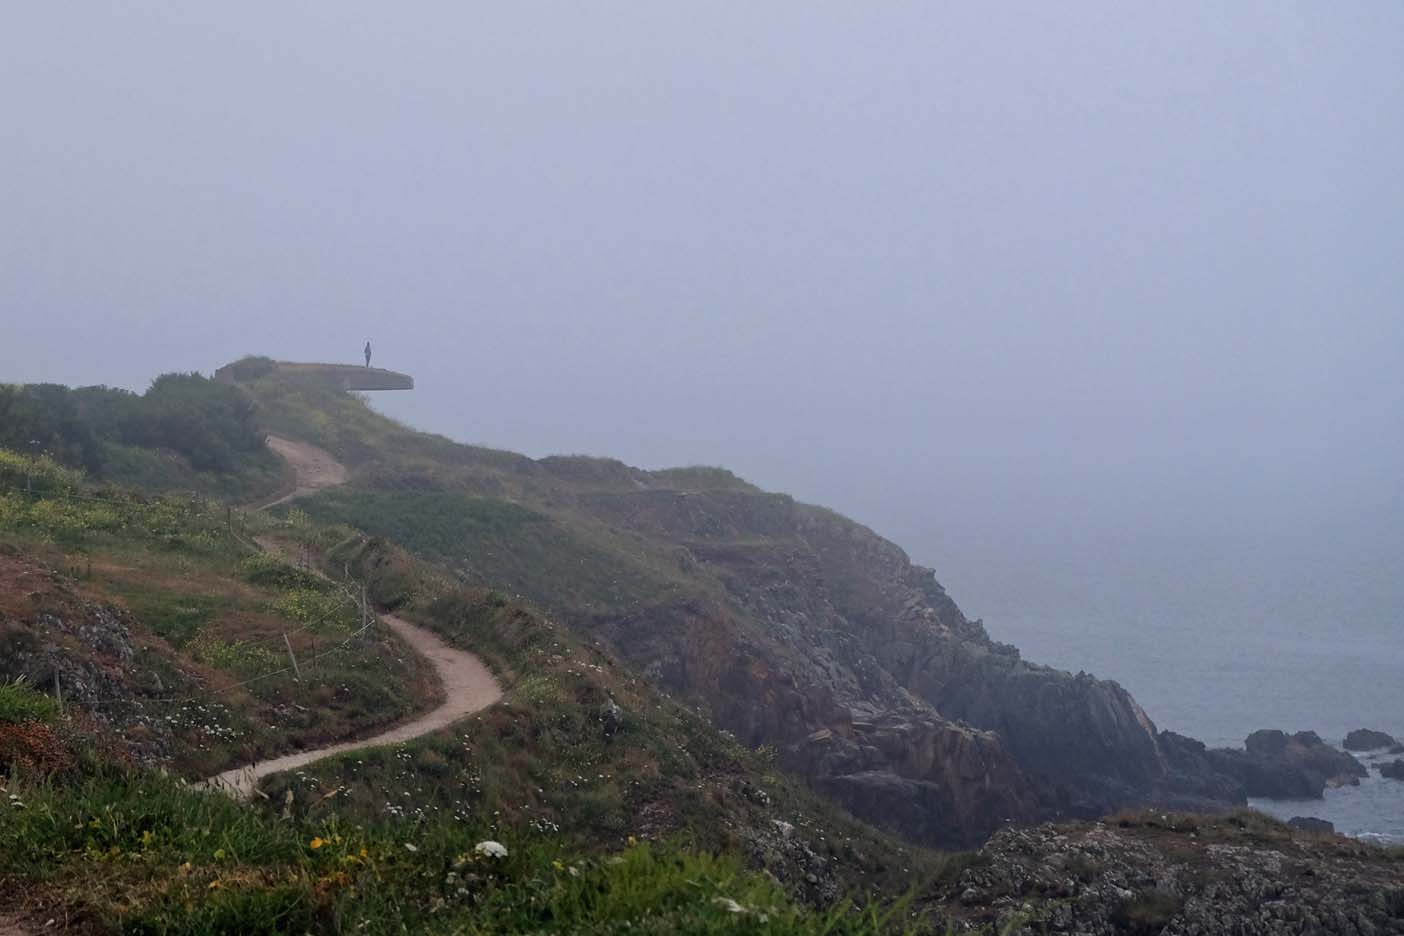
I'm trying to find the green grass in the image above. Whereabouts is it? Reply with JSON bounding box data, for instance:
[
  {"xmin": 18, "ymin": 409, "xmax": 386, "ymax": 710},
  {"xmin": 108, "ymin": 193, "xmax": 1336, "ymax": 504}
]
[
  {"xmin": 0, "ymin": 767, "xmax": 963, "ymax": 935},
  {"xmin": 297, "ymin": 487, "xmax": 677, "ymax": 613},
  {"xmin": 0, "ymin": 679, "xmax": 60, "ymax": 725},
  {"xmin": 0, "ymin": 470, "xmax": 436, "ymax": 780}
]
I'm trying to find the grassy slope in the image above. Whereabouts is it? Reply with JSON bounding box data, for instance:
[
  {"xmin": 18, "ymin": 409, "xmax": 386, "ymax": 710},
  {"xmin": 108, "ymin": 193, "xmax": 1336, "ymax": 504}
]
[
  {"xmin": 0, "ymin": 450, "xmax": 962, "ymax": 932},
  {"xmin": 0, "ymin": 452, "xmax": 435, "ymax": 779}
]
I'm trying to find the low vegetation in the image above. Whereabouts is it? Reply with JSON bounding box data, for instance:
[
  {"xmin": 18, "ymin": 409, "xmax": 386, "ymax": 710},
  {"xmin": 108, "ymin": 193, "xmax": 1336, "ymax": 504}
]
[
  {"xmin": 0, "ymin": 447, "xmax": 975, "ymax": 931},
  {"xmin": 1, "ymin": 759, "xmax": 936, "ymax": 935},
  {"xmin": 0, "ymin": 450, "xmax": 435, "ymax": 778},
  {"xmin": 0, "ymin": 374, "xmax": 283, "ymax": 498}
]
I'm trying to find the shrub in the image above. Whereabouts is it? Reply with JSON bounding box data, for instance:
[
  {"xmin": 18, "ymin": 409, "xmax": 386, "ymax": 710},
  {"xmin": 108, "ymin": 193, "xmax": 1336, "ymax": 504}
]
[
  {"xmin": 1111, "ymin": 891, "xmax": 1183, "ymax": 934},
  {"xmin": 0, "ymin": 375, "xmax": 277, "ymax": 494},
  {"xmin": 0, "ymin": 678, "xmax": 60, "ymax": 725}
]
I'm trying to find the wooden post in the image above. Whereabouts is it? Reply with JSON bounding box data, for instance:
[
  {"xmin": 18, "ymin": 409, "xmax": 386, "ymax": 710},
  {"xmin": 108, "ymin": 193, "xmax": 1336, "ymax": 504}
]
[{"xmin": 283, "ymin": 633, "xmax": 302, "ymax": 681}]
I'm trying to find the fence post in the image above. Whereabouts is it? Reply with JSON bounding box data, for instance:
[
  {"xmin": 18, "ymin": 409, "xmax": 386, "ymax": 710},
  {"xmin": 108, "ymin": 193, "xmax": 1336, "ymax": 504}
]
[{"xmin": 283, "ymin": 633, "xmax": 302, "ymax": 681}]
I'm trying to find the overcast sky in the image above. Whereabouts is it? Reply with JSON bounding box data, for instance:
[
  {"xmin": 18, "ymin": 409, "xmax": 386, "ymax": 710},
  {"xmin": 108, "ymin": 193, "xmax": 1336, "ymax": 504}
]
[{"xmin": 4, "ymin": 4, "xmax": 1402, "ymax": 655}]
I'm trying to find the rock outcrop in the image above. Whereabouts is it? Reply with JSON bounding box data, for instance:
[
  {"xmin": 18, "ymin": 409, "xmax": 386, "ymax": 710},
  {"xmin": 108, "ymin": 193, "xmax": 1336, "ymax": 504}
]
[
  {"xmin": 1287, "ymin": 816, "xmax": 1336, "ymax": 835},
  {"xmin": 1344, "ymin": 728, "xmax": 1398, "ymax": 751},
  {"xmin": 1207, "ymin": 730, "xmax": 1367, "ymax": 799},
  {"xmin": 1379, "ymin": 759, "xmax": 1404, "ymax": 781},
  {"xmin": 935, "ymin": 811, "xmax": 1404, "ymax": 935}
]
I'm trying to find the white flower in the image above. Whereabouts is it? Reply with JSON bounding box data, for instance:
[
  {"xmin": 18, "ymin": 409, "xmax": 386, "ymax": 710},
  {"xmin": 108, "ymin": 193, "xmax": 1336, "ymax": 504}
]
[
  {"xmin": 474, "ymin": 840, "xmax": 508, "ymax": 859},
  {"xmin": 712, "ymin": 897, "xmax": 747, "ymax": 914}
]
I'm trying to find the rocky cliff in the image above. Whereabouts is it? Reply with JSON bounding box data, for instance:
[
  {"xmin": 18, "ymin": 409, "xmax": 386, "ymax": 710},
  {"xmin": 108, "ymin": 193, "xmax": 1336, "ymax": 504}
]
[
  {"xmin": 928, "ymin": 809, "xmax": 1404, "ymax": 934},
  {"xmin": 539, "ymin": 482, "xmax": 1254, "ymax": 847}
]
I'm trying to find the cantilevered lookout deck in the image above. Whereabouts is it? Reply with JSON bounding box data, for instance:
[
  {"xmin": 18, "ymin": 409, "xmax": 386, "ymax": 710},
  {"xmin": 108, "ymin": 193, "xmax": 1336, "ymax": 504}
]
[{"xmin": 215, "ymin": 360, "xmax": 414, "ymax": 391}]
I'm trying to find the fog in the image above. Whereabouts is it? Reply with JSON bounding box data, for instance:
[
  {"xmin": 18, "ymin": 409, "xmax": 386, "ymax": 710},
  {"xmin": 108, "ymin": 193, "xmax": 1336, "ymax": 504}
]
[{"xmin": 4, "ymin": 4, "xmax": 1402, "ymax": 730}]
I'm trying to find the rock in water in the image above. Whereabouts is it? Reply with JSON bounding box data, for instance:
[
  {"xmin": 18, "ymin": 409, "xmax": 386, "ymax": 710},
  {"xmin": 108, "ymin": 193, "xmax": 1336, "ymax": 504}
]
[
  {"xmin": 1206, "ymin": 729, "xmax": 1367, "ymax": 799},
  {"xmin": 1378, "ymin": 759, "xmax": 1404, "ymax": 781},
  {"xmin": 1287, "ymin": 816, "xmax": 1335, "ymax": 835},
  {"xmin": 1343, "ymin": 728, "xmax": 1398, "ymax": 751}
]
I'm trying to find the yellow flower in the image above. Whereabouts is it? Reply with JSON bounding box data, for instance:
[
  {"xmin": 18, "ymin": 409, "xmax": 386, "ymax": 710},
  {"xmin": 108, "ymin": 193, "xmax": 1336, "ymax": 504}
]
[
  {"xmin": 208, "ymin": 880, "xmax": 222, "ymax": 890},
  {"xmin": 627, "ymin": 836, "xmax": 638, "ymax": 846},
  {"xmin": 310, "ymin": 837, "xmax": 326, "ymax": 850},
  {"xmin": 213, "ymin": 848, "xmax": 226, "ymax": 861},
  {"xmin": 552, "ymin": 860, "xmax": 565, "ymax": 871}
]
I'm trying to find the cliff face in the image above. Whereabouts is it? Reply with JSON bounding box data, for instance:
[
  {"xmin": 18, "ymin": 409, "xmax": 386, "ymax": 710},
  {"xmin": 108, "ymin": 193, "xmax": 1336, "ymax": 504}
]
[{"xmin": 558, "ymin": 485, "xmax": 1244, "ymax": 847}]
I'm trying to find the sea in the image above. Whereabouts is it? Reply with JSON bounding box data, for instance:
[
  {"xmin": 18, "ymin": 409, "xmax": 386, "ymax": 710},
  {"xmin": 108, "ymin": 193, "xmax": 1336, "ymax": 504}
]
[{"xmin": 940, "ymin": 536, "xmax": 1404, "ymax": 844}]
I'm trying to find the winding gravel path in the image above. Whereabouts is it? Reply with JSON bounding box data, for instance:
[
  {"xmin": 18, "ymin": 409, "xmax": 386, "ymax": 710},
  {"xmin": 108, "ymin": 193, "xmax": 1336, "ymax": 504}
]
[{"xmin": 205, "ymin": 435, "xmax": 502, "ymax": 798}]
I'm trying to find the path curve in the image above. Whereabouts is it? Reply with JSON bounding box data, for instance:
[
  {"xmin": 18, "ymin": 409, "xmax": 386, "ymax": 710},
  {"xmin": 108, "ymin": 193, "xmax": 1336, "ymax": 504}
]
[
  {"xmin": 262, "ymin": 434, "xmax": 349, "ymax": 507},
  {"xmin": 206, "ymin": 436, "xmax": 502, "ymax": 798}
]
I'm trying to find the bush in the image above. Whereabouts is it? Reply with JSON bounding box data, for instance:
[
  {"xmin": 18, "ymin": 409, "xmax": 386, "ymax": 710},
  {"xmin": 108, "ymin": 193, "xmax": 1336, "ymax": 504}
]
[
  {"xmin": 1111, "ymin": 891, "xmax": 1183, "ymax": 934},
  {"xmin": 0, "ymin": 678, "xmax": 60, "ymax": 725},
  {"xmin": 0, "ymin": 375, "xmax": 276, "ymax": 492}
]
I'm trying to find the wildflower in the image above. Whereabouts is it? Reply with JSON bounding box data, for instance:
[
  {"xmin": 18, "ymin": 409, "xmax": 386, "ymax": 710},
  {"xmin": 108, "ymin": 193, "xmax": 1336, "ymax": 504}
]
[
  {"xmin": 627, "ymin": 835, "xmax": 637, "ymax": 846},
  {"xmin": 712, "ymin": 897, "xmax": 746, "ymax": 914},
  {"xmin": 474, "ymin": 840, "xmax": 508, "ymax": 859},
  {"xmin": 404, "ymin": 843, "xmax": 419, "ymax": 853},
  {"xmin": 310, "ymin": 838, "xmax": 326, "ymax": 850},
  {"xmin": 208, "ymin": 880, "xmax": 222, "ymax": 890}
]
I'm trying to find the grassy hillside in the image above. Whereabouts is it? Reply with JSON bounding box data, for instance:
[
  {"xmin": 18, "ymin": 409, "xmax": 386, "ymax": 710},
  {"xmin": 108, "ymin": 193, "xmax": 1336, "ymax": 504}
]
[
  {"xmin": 0, "ymin": 449, "xmax": 963, "ymax": 931},
  {"xmin": 6, "ymin": 366, "xmax": 1402, "ymax": 932},
  {"xmin": 0, "ymin": 677, "xmax": 948, "ymax": 935},
  {"xmin": 0, "ymin": 451, "xmax": 434, "ymax": 779}
]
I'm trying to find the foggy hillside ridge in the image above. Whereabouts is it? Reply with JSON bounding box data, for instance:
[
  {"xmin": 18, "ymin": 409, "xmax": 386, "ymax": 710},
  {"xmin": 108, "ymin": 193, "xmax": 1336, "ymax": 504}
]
[
  {"xmin": 3, "ymin": 2, "xmax": 1402, "ymax": 931},
  {"xmin": 2, "ymin": 362, "xmax": 1400, "ymax": 933}
]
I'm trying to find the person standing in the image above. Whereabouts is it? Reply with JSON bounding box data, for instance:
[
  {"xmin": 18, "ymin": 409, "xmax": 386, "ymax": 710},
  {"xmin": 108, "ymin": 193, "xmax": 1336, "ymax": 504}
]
[{"xmin": 364, "ymin": 341, "xmax": 372, "ymax": 367}]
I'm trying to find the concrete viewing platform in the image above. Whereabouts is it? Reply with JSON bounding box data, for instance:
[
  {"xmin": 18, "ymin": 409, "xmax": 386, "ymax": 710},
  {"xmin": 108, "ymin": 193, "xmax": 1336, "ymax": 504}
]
[{"xmin": 215, "ymin": 360, "xmax": 414, "ymax": 391}]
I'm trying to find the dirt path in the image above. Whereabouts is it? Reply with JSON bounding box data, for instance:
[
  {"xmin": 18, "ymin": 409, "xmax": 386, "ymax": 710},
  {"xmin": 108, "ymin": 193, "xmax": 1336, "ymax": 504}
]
[
  {"xmin": 262, "ymin": 434, "xmax": 349, "ymax": 507},
  {"xmin": 205, "ymin": 436, "xmax": 501, "ymax": 798},
  {"xmin": 206, "ymin": 612, "xmax": 500, "ymax": 797}
]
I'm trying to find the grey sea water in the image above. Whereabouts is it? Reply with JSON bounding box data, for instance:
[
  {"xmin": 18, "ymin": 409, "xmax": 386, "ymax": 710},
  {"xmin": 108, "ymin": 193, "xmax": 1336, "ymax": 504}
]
[{"xmin": 943, "ymin": 535, "xmax": 1404, "ymax": 843}]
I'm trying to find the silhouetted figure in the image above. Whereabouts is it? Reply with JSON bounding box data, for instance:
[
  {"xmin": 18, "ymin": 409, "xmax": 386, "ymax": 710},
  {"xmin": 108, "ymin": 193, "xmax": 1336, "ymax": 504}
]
[{"xmin": 364, "ymin": 341, "xmax": 372, "ymax": 368}]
